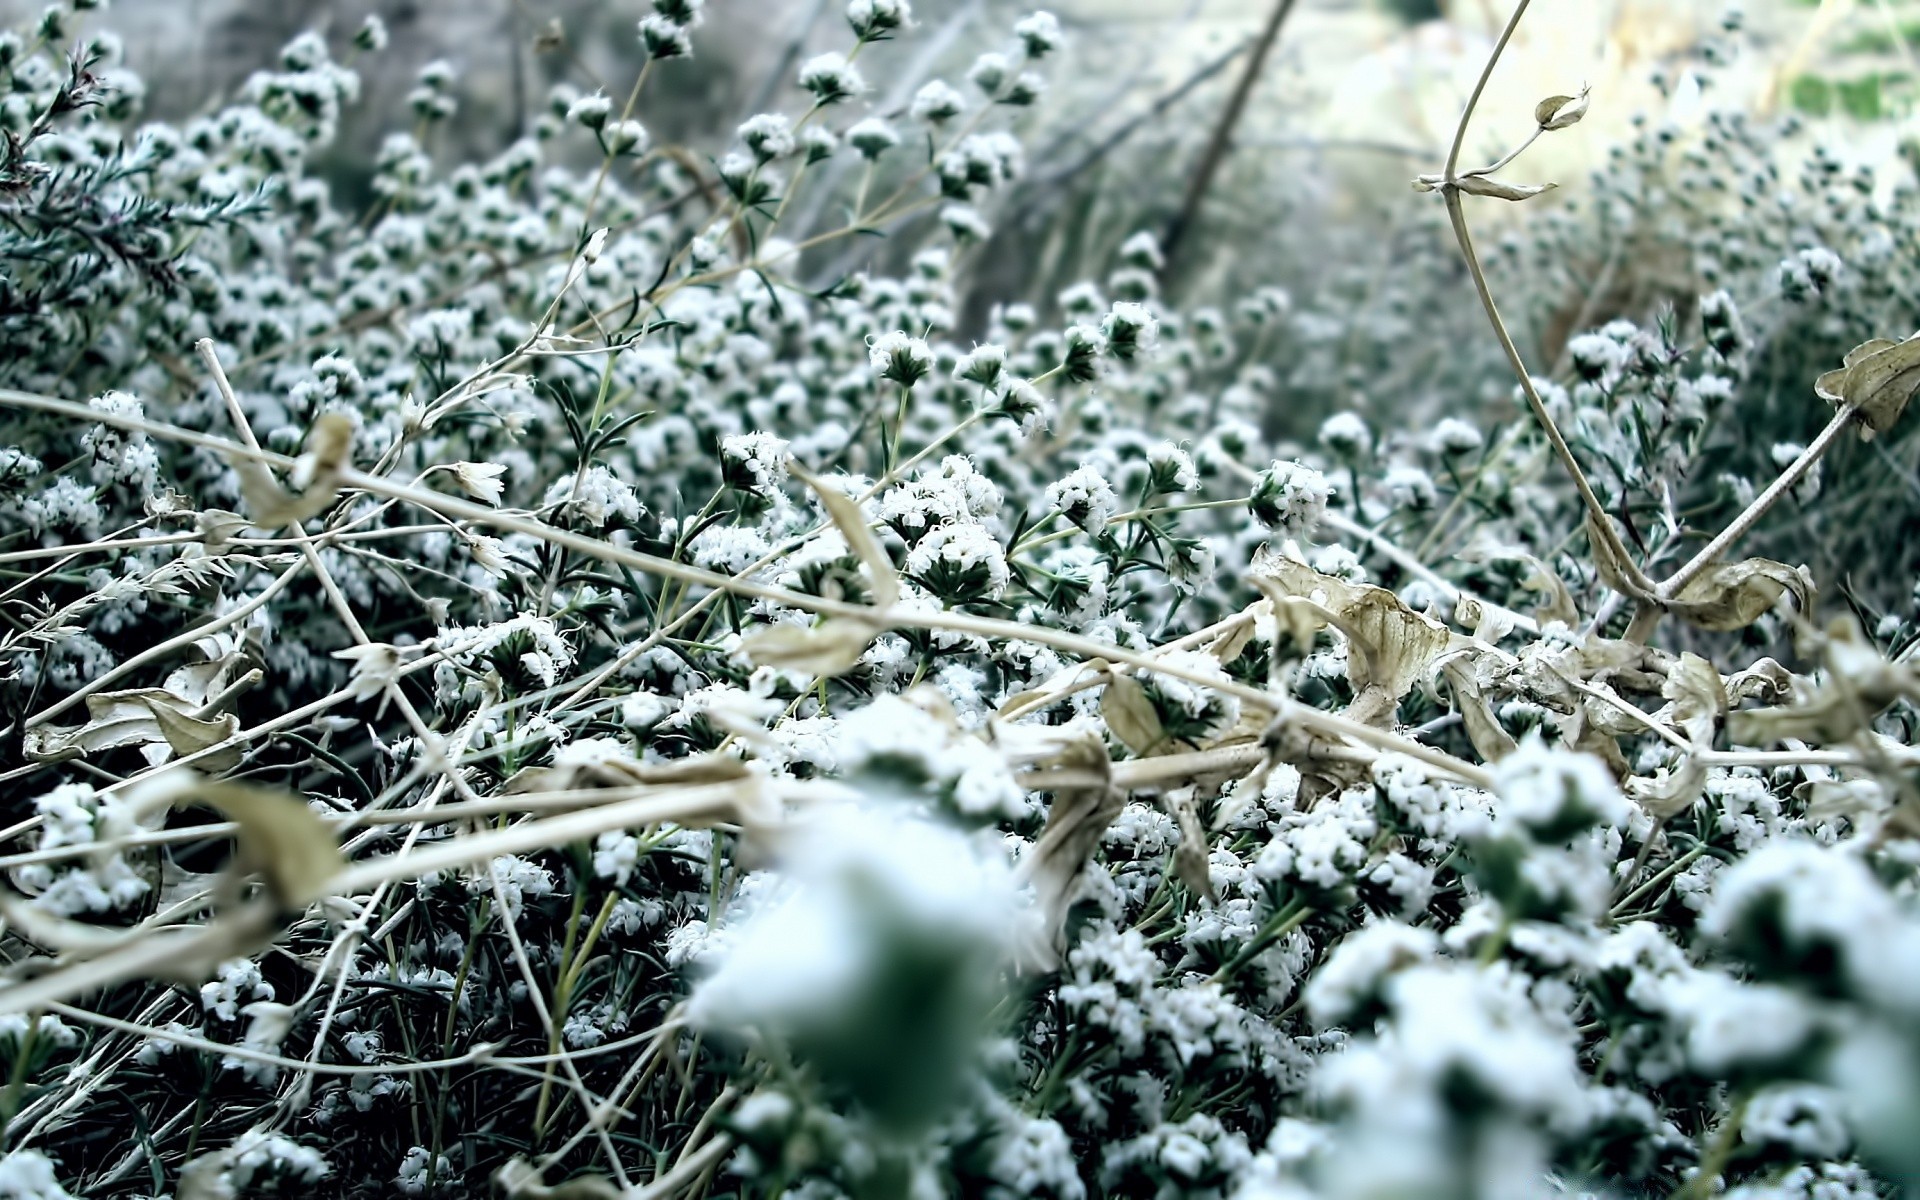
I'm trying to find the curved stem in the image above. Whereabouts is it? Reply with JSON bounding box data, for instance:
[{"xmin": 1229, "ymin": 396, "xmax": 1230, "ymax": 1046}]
[{"xmin": 1437, "ymin": 0, "xmax": 1652, "ymax": 598}]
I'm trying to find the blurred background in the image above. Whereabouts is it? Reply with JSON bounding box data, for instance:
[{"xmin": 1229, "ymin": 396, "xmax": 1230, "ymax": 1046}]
[
  {"xmin": 41, "ymin": 0, "xmax": 1913, "ymax": 318},
  {"xmin": 11, "ymin": 0, "xmax": 1920, "ymax": 577}
]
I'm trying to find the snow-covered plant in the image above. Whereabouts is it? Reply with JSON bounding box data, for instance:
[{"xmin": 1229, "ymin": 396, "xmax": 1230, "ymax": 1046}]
[{"xmin": 2, "ymin": 2, "xmax": 1920, "ymax": 1198}]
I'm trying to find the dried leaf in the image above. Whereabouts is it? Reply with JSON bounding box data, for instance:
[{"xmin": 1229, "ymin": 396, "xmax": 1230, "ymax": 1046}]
[
  {"xmin": 1165, "ymin": 788, "xmax": 1215, "ymax": 902},
  {"xmin": 792, "ymin": 464, "xmax": 899, "ymax": 611},
  {"xmin": 0, "ymin": 900, "xmax": 281, "ymax": 1016},
  {"xmin": 1627, "ymin": 757, "xmax": 1707, "ymax": 819},
  {"xmin": 24, "ymin": 690, "xmax": 240, "ymax": 769},
  {"xmin": 1728, "ymin": 618, "xmax": 1920, "ymax": 746},
  {"xmin": 1209, "ymin": 612, "xmax": 1259, "ymax": 667},
  {"xmin": 172, "ymin": 778, "xmax": 343, "ymax": 908},
  {"xmin": 739, "ymin": 618, "xmax": 877, "ymax": 678},
  {"xmin": 1413, "ymin": 172, "xmax": 1558, "ymax": 201},
  {"xmin": 1251, "ymin": 552, "xmax": 1454, "ymax": 703},
  {"xmin": 1520, "ymin": 558, "xmax": 1578, "ymax": 627},
  {"xmin": 1454, "ymin": 593, "xmax": 1518, "ymax": 644},
  {"xmin": 1017, "ymin": 734, "xmax": 1122, "ymax": 968},
  {"xmin": 998, "ymin": 657, "xmax": 1109, "ymax": 720},
  {"xmin": 1441, "ymin": 658, "xmax": 1517, "ymax": 762},
  {"xmin": 1668, "ymin": 557, "xmax": 1813, "ymax": 632},
  {"xmin": 1726, "ymin": 658, "xmax": 1794, "ymax": 706},
  {"xmin": 0, "ymin": 891, "xmax": 137, "ymax": 955},
  {"xmin": 1535, "ymin": 85, "xmax": 1591, "ymax": 130},
  {"xmin": 1815, "ymin": 333, "xmax": 1920, "ymax": 440},
  {"xmin": 1585, "ymin": 512, "xmax": 1657, "ymax": 601},
  {"xmin": 231, "ymin": 412, "xmax": 353, "ymax": 530},
  {"xmin": 1101, "ymin": 674, "xmax": 1166, "ymax": 756},
  {"xmin": 1664, "ymin": 652, "xmax": 1728, "ymax": 746}
]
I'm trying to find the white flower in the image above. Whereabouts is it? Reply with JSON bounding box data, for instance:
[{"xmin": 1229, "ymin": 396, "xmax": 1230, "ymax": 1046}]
[
  {"xmin": 1045, "ymin": 465, "xmax": 1119, "ymax": 535},
  {"xmin": 1318, "ymin": 411, "xmax": 1371, "ymax": 457},
  {"xmin": 334, "ymin": 642, "xmax": 404, "ymax": 702},
  {"xmin": 737, "ymin": 112, "xmax": 794, "ymax": 162},
  {"xmin": 847, "ymin": 116, "xmax": 901, "ymax": 158},
  {"xmin": 452, "ymin": 461, "xmax": 507, "ymax": 503},
  {"xmin": 868, "ymin": 330, "xmax": 934, "ymax": 386},
  {"xmin": 1431, "ymin": 417, "xmax": 1484, "ymax": 456},
  {"xmin": 1014, "ymin": 10, "xmax": 1064, "ymax": 58},
  {"xmin": 720, "ymin": 430, "xmax": 790, "ymax": 491},
  {"xmin": 910, "ymin": 79, "xmax": 967, "ymax": 123},
  {"xmin": 0, "ymin": 1149, "xmax": 78, "ymax": 1200},
  {"xmin": 905, "ymin": 522, "xmax": 1009, "ymax": 601},
  {"xmin": 1248, "ymin": 459, "xmax": 1330, "ymax": 537},
  {"xmin": 797, "ymin": 52, "xmax": 865, "ymax": 103}
]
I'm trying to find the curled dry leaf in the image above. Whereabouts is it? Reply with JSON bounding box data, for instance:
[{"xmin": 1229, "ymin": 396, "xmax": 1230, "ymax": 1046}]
[
  {"xmin": 1458, "ymin": 544, "xmax": 1577, "ymax": 627},
  {"xmin": 1017, "ymin": 732, "xmax": 1122, "ymax": 968},
  {"xmin": 1663, "ymin": 652, "xmax": 1729, "ymax": 747},
  {"xmin": 0, "ymin": 899, "xmax": 282, "ymax": 1016},
  {"xmin": 740, "ymin": 617, "xmax": 878, "ymax": 678},
  {"xmin": 1101, "ymin": 673, "xmax": 1166, "ymax": 756},
  {"xmin": 998, "ymin": 656, "xmax": 1110, "ymax": 721},
  {"xmin": 24, "ymin": 689, "xmax": 241, "ymax": 771},
  {"xmin": 1587, "ymin": 512, "xmax": 1812, "ymax": 632},
  {"xmin": 1585, "ymin": 512, "xmax": 1658, "ymax": 601},
  {"xmin": 1815, "ymin": 333, "xmax": 1920, "ymax": 440},
  {"xmin": 180, "ymin": 777, "xmax": 344, "ymax": 908},
  {"xmin": 230, "ymin": 412, "xmax": 354, "ymax": 530},
  {"xmin": 792, "ymin": 463, "xmax": 899, "ymax": 611},
  {"xmin": 1726, "ymin": 657, "xmax": 1794, "ymax": 706},
  {"xmin": 1729, "ymin": 617, "xmax": 1920, "ymax": 746},
  {"xmin": 1164, "ymin": 787, "xmax": 1215, "ymax": 902},
  {"xmin": 1414, "ymin": 172, "xmax": 1558, "ymax": 201},
  {"xmin": 1666, "ymin": 557, "xmax": 1813, "ymax": 632},
  {"xmin": 1251, "ymin": 551, "xmax": 1455, "ymax": 722},
  {"xmin": 505, "ymin": 751, "xmax": 750, "ymax": 796},
  {"xmin": 1535, "ymin": 84, "xmax": 1591, "ymax": 130},
  {"xmin": 1627, "ymin": 653, "xmax": 1727, "ymax": 818},
  {"xmin": 1440, "ymin": 655, "xmax": 1517, "ymax": 763}
]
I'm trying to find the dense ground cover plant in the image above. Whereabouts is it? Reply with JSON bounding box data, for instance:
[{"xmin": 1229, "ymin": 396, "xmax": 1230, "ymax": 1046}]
[{"xmin": 1, "ymin": 1, "xmax": 1920, "ymax": 1197}]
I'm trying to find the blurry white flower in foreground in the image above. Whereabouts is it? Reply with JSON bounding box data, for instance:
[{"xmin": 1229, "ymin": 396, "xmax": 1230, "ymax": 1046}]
[{"xmin": 687, "ymin": 801, "xmax": 1028, "ymax": 1129}]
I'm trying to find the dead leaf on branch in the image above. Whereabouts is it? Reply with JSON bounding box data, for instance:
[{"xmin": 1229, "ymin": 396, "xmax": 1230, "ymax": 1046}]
[
  {"xmin": 1815, "ymin": 333, "xmax": 1920, "ymax": 440},
  {"xmin": 1586, "ymin": 512, "xmax": 1812, "ymax": 632},
  {"xmin": 1729, "ymin": 617, "xmax": 1920, "ymax": 747},
  {"xmin": 1165, "ymin": 787, "xmax": 1215, "ymax": 902},
  {"xmin": 1414, "ymin": 173, "xmax": 1558, "ymax": 202},
  {"xmin": 739, "ymin": 618, "xmax": 878, "ymax": 678},
  {"xmin": 1440, "ymin": 656, "xmax": 1518, "ymax": 763},
  {"xmin": 792, "ymin": 463, "xmax": 899, "ymax": 611},
  {"xmin": 1101, "ymin": 674, "xmax": 1167, "ymax": 756},
  {"xmin": 1667, "ymin": 558, "xmax": 1814, "ymax": 632},
  {"xmin": 1251, "ymin": 552, "xmax": 1455, "ymax": 727},
  {"xmin": 1626, "ymin": 653, "xmax": 1728, "ymax": 818},
  {"xmin": 24, "ymin": 689, "xmax": 241, "ymax": 771},
  {"xmin": 1017, "ymin": 733, "xmax": 1122, "ymax": 968},
  {"xmin": 230, "ymin": 412, "xmax": 354, "ymax": 530}
]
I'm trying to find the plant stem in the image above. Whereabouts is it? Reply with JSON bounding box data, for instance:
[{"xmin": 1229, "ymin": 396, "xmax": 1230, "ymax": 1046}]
[{"xmin": 1436, "ymin": 0, "xmax": 1654, "ymax": 599}]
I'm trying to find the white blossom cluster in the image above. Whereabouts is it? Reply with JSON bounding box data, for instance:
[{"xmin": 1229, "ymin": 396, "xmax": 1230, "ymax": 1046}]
[{"xmin": 1, "ymin": 3, "xmax": 1919, "ymax": 1199}]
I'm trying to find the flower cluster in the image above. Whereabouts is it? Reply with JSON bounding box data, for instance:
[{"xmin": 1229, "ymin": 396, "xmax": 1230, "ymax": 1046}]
[{"xmin": 1, "ymin": 3, "xmax": 1918, "ymax": 1199}]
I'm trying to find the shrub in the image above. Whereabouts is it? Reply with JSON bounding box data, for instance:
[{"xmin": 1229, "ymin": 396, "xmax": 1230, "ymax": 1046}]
[{"xmin": 1, "ymin": 2, "xmax": 1920, "ymax": 1199}]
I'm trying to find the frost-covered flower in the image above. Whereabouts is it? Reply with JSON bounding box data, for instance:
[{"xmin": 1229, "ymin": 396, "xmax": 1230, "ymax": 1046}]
[
  {"xmin": 797, "ymin": 53, "xmax": 865, "ymax": 104},
  {"xmin": 1248, "ymin": 460, "xmax": 1331, "ymax": 537},
  {"xmin": 910, "ymin": 79, "xmax": 967, "ymax": 123},
  {"xmin": 1046, "ymin": 465, "xmax": 1120, "ymax": 535},
  {"xmin": 869, "ymin": 330, "xmax": 934, "ymax": 386},
  {"xmin": 905, "ymin": 521, "xmax": 1009, "ymax": 603}
]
